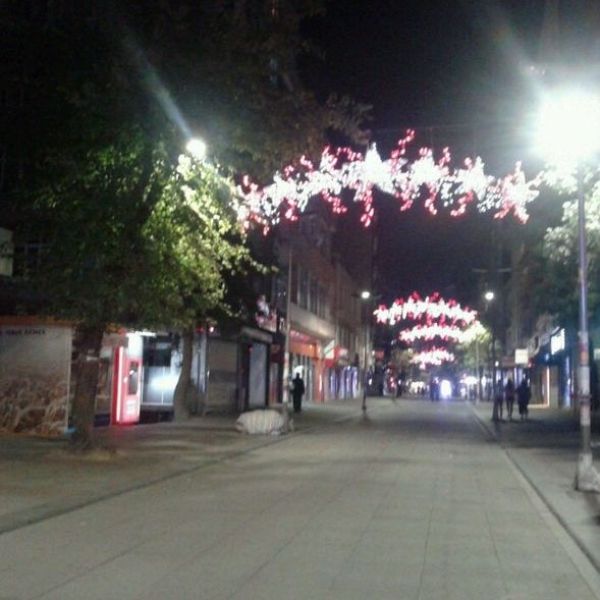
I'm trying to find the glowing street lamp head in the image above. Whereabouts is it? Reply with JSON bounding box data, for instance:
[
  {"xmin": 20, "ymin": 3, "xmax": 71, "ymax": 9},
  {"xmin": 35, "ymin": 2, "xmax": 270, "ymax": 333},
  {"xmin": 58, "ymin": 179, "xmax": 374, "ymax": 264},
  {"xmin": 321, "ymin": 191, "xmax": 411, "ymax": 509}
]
[
  {"xmin": 186, "ymin": 137, "xmax": 207, "ymax": 160},
  {"xmin": 360, "ymin": 290, "xmax": 371, "ymax": 300},
  {"xmin": 535, "ymin": 90, "xmax": 600, "ymax": 166},
  {"xmin": 484, "ymin": 291, "xmax": 495, "ymax": 302}
]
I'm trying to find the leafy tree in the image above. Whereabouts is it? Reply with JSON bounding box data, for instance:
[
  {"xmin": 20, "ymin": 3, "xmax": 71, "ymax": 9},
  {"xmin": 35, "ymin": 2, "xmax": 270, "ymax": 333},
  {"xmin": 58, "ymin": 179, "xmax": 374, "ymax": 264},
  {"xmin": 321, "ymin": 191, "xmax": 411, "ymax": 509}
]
[
  {"xmin": 29, "ymin": 123, "xmax": 257, "ymax": 444},
  {"xmin": 7, "ymin": 1, "xmax": 368, "ymax": 446},
  {"xmin": 118, "ymin": 0, "xmax": 370, "ymax": 178},
  {"xmin": 531, "ymin": 178, "xmax": 600, "ymax": 329},
  {"xmin": 456, "ymin": 323, "xmax": 492, "ymax": 372},
  {"xmin": 138, "ymin": 155, "xmax": 263, "ymax": 419}
]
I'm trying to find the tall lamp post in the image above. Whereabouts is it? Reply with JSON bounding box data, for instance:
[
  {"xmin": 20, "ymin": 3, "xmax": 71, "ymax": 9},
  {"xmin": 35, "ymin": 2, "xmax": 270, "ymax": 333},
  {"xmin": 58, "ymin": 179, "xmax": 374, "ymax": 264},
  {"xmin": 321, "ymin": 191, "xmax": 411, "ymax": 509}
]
[
  {"xmin": 484, "ymin": 290, "xmax": 496, "ymax": 401},
  {"xmin": 360, "ymin": 290, "xmax": 372, "ymax": 412},
  {"xmin": 536, "ymin": 90, "xmax": 600, "ymax": 492}
]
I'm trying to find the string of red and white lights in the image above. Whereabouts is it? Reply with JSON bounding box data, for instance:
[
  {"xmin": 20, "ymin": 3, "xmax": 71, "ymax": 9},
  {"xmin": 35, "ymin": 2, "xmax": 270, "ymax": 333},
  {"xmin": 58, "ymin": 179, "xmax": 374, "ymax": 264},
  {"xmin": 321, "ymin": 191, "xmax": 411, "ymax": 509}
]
[
  {"xmin": 238, "ymin": 131, "xmax": 542, "ymax": 230},
  {"xmin": 399, "ymin": 324, "xmax": 475, "ymax": 344},
  {"xmin": 374, "ymin": 292, "xmax": 478, "ymax": 326},
  {"xmin": 410, "ymin": 348, "xmax": 456, "ymax": 367},
  {"xmin": 376, "ymin": 292, "xmax": 481, "ymax": 367}
]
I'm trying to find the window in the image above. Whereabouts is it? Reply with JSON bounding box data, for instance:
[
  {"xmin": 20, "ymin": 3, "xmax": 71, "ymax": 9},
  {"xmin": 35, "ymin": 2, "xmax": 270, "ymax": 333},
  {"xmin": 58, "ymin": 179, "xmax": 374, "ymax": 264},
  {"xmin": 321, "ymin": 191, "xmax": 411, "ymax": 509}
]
[
  {"xmin": 127, "ymin": 362, "xmax": 139, "ymax": 395},
  {"xmin": 274, "ymin": 273, "xmax": 287, "ymax": 312},
  {"xmin": 309, "ymin": 277, "xmax": 318, "ymax": 314},
  {"xmin": 290, "ymin": 263, "xmax": 298, "ymax": 304},
  {"xmin": 299, "ymin": 267, "xmax": 309, "ymax": 309},
  {"xmin": 13, "ymin": 242, "xmax": 45, "ymax": 278}
]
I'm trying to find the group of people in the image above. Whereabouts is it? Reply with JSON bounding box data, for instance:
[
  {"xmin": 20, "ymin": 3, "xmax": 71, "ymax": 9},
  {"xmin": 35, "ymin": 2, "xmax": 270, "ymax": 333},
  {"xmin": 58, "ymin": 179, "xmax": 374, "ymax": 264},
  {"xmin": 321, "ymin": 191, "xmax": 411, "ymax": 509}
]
[{"xmin": 493, "ymin": 378, "xmax": 531, "ymax": 421}]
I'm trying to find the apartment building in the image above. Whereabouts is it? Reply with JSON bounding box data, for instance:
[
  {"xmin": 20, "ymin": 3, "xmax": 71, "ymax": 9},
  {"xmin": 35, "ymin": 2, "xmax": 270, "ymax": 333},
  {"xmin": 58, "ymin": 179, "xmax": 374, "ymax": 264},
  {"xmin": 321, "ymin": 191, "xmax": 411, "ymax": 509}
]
[{"xmin": 275, "ymin": 213, "xmax": 367, "ymax": 404}]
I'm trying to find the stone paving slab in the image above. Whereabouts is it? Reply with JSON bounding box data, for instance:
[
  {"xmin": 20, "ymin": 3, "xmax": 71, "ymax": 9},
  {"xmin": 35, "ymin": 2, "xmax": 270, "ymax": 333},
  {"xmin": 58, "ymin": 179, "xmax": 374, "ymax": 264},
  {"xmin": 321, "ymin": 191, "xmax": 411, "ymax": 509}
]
[
  {"xmin": 0, "ymin": 399, "xmax": 364, "ymax": 535},
  {"xmin": 0, "ymin": 399, "xmax": 600, "ymax": 600},
  {"xmin": 1, "ymin": 399, "xmax": 599, "ymax": 599},
  {"xmin": 471, "ymin": 400, "xmax": 600, "ymax": 574}
]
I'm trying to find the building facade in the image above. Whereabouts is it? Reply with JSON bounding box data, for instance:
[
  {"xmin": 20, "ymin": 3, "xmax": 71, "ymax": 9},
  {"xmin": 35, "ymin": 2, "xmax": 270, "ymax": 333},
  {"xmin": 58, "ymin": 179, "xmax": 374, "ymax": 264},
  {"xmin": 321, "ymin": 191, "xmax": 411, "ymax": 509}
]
[{"xmin": 275, "ymin": 214, "xmax": 367, "ymax": 404}]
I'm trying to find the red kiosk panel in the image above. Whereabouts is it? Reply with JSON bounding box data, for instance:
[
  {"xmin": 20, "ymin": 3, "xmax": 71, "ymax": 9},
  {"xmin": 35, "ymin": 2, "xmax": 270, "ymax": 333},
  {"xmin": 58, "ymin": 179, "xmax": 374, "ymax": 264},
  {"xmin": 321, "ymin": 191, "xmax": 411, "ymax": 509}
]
[{"xmin": 112, "ymin": 346, "xmax": 141, "ymax": 424}]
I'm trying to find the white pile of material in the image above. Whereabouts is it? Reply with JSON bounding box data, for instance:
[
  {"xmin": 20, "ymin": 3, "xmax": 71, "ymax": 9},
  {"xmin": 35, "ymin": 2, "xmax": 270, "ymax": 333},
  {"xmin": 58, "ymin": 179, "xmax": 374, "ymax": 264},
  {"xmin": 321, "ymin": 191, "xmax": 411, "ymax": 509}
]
[{"xmin": 235, "ymin": 409, "xmax": 291, "ymax": 435}]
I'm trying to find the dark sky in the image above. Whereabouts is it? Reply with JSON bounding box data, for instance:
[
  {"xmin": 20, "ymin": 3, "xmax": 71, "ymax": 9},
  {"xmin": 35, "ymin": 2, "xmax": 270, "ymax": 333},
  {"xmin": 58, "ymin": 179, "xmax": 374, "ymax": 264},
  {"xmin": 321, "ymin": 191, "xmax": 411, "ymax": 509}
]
[
  {"xmin": 300, "ymin": 1, "xmax": 595, "ymax": 305},
  {"xmin": 302, "ymin": 1, "xmax": 547, "ymax": 129}
]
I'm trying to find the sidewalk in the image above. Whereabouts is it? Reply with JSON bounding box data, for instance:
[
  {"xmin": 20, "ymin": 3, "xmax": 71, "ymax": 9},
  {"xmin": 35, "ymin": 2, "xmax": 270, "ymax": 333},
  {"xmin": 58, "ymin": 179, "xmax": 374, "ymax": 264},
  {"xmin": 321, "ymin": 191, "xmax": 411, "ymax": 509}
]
[
  {"xmin": 471, "ymin": 400, "xmax": 600, "ymax": 573},
  {"xmin": 0, "ymin": 399, "xmax": 365, "ymax": 535}
]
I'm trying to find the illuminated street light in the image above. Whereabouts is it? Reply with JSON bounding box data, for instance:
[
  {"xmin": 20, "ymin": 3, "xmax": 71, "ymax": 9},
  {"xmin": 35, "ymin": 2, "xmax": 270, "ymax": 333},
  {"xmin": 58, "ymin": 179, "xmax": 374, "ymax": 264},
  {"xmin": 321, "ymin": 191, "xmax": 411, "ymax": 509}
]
[
  {"xmin": 535, "ymin": 91, "xmax": 600, "ymax": 166},
  {"xmin": 484, "ymin": 290, "xmax": 495, "ymax": 303},
  {"xmin": 360, "ymin": 290, "xmax": 371, "ymax": 300},
  {"xmin": 536, "ymin": 88, "xmax": 600, "ymax": 492},
  {"xmin": 186, "ymin": 137, "xmax": 207, "ymax": 160}
]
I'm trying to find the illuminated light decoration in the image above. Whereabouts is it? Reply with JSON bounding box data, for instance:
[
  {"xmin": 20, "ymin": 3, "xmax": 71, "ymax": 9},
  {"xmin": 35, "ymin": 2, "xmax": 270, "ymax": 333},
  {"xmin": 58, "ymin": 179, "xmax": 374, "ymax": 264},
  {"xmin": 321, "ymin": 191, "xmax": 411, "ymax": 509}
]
[
  {"xmin": 410, "ymin": 348, "xmax": 456, "ymax": 367},
  {"xmin": 373, "ymin": 292, "xmax": 477, "ymax": 326},
  {"xmin": 238, "ymin": 132, "xmax": 541, "ymax": 229},
  {"xmin": 376, "ymin": 292, "xmax": 481, "ymax": 369},
  {"xmin": 399, "ymin": 323, "xmax": 478, "ymax": 344}
]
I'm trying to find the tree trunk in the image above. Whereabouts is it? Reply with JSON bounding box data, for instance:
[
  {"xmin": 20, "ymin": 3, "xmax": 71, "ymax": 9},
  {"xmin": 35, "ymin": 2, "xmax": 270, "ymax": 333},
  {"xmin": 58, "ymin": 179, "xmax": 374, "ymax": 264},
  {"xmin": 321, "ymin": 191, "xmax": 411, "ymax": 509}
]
[
  {"xmin": 173, "ymin": 327, "xmax": 194, "ymax": 421},
  {"xmin": 70, "ymin": 324, "xmax": 104, "ymax": 449}
]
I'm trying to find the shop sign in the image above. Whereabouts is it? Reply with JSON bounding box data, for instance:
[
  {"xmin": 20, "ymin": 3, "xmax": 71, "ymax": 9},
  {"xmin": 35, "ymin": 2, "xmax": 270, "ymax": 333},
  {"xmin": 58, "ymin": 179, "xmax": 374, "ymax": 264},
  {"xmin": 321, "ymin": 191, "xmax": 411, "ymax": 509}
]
[
  {"xmin": 514, "ymin": 348, "xmax": 529, "ymax": 365},
  {"xmin": 324, "ymin": 340, "xmax": 335, "ymax": 359},
  {"xmin": 550, "ymin": 329, "xmax": 565, "ymax": 355}
]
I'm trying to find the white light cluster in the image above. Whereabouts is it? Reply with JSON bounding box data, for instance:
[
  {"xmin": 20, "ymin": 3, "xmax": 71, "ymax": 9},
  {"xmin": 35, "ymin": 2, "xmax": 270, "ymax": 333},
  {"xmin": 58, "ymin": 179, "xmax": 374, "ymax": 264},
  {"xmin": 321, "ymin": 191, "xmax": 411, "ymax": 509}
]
[
  {"xmin": 238, "ymin": 132, "xmax": 541, "ymax": 229},
  {"xmin": 399, "ymin": 324, "xmax": 475, "ymax": 343},
  {"xmin": 410, "ymin": 348, "xmax": 456, "ymax": 367},
  {"xmin": 373, "ymin": 293, "xmax": 477, "ymax": 326}
]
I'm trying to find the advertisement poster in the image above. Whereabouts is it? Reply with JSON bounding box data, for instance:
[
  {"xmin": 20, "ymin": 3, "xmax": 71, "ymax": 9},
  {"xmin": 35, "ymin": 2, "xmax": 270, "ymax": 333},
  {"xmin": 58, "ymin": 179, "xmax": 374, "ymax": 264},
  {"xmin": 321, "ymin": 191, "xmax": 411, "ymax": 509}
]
[{"xmin": 0, "ymin": 323, "xmax": 72, "ymax": 435}]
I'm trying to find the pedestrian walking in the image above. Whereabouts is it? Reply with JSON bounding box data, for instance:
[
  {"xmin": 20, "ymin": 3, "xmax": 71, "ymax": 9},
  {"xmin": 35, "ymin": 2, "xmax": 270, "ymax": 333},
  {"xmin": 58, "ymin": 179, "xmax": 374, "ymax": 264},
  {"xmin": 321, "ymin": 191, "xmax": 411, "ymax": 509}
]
[
  {"xmin": 429, "ymin": 377, "xmax": 439, "ymax": 402},
  {"xmin": 517, "ymin": 378, "xmax": 531, "ymax": 420},
  {"xmin": 492, "ymin": 388, "xmax": 503, "ymax": 421},
  {"xmin": 291, "ymin": 372, "xmax": 305, "ymax": 413},
  {"xmin": 504, "ymin": 378, "xmax": 515, "ymax": 421}
]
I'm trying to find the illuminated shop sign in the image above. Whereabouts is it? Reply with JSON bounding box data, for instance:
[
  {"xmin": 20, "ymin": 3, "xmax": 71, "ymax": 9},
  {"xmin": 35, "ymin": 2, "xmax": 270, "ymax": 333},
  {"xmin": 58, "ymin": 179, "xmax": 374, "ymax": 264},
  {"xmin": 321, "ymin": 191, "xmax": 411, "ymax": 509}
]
[
  {"xmin": 550, "ymin": 329, "xmax": 565, "ymax": 355},
  {"xmin": 514, "ymin": 348, "xmax": 529, "ymax": 365}
]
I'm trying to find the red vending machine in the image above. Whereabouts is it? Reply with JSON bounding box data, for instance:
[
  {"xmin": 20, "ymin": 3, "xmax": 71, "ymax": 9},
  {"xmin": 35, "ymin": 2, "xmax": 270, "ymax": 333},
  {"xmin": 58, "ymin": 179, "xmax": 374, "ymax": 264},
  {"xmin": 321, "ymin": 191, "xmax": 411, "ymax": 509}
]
[{"xmin": 111, "ymin": 346, "xmax": 142, "ymax": 425}]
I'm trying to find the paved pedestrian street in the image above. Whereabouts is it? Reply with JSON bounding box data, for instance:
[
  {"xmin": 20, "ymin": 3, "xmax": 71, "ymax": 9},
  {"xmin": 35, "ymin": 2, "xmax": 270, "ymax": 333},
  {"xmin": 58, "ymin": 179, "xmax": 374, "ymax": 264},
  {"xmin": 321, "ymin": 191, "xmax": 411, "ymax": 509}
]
[{"xmin": 1, "ymin": 399, "xmax": 599, "ymax": 600}]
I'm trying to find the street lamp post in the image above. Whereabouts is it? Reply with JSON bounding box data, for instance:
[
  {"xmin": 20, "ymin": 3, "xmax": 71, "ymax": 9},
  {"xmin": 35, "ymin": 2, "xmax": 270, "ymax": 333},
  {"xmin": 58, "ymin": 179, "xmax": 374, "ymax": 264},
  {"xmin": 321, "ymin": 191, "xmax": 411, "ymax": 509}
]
[
  {"xmin": 575, "ymin": 167, "xmax": 596, "ymax": 489},
  {"xmin": 281, "ymin": 243, "xmax": 293, "ymax": 431},
  {"xmin": 360, "ymin": 290, "xmax": 371, "ymax": 412},
  {"xmin": 536, "ymin": 90, "xmax": 600, "ymax": 492},
  {"xmin": 475, "ymin": 337, "xmax": 482, "ymax": 403},
  {"xmin": 484, "ymin": 291, "xmax": 495, "ymax": 402}
]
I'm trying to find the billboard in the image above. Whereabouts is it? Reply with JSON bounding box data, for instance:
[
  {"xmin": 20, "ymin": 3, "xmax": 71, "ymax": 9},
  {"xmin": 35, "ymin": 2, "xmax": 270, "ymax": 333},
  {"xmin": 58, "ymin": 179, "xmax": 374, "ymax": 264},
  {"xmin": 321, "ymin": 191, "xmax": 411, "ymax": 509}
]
[{"xmin": 0, "ymin": 323, "xmax": 72, "ymax": 435}]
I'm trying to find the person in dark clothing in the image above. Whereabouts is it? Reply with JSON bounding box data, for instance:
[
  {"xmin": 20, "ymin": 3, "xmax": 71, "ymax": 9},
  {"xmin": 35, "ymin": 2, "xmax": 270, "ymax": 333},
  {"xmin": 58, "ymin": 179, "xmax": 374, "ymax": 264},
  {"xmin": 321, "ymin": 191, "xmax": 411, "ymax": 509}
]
[
  {"xmin": 429, "ymin": 377, "xmax": 439, "ymax": 402},
  {"xmin": 504, "ymin": 378, "xmax": 515, "ymax": 421},
  {"xmin": 291, "ymin": 373, "xmax": 305, "ymax": 413},
  {"xmin": 517, "ymin": 378, "xmax": 531, "ymax": 420}
]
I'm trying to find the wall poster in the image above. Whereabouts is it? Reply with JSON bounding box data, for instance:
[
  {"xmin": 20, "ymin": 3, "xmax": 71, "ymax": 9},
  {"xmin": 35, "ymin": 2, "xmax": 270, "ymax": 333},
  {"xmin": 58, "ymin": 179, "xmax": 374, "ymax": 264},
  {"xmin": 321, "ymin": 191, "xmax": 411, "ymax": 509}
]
[{"xmin": 0, "ymin": 322, "xmax": 72, "ymax": 435}]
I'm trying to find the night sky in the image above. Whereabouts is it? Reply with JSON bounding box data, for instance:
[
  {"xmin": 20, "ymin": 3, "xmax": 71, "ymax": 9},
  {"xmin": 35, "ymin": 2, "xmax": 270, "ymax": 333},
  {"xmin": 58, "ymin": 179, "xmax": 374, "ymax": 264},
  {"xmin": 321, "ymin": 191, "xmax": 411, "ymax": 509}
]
[{"xmin": 300, "ymin": 1, "xmax": 595, "ymax": 306}]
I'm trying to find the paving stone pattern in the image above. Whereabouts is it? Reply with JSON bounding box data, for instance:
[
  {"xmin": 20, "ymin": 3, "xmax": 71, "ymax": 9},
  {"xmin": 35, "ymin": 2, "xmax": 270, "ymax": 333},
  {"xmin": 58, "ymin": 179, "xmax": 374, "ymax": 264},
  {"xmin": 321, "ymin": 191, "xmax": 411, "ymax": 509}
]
[{"xmin": 0, "ymin": 400, "xmax": 599, "ymax": 599}]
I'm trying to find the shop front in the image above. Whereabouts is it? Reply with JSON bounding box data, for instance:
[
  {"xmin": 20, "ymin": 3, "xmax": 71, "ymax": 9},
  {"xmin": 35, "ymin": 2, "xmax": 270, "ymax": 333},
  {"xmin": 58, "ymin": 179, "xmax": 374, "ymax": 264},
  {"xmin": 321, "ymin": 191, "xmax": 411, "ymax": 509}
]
[
  {"xmin": 289, "ymin": 331, "xmax": 323, "ymax": 403},
  {"xmin": 528, "ymin": 328, "xmax": 572, "ymax": 409},
  {"xmin": 324, "ymin": 344, "xmax": 360, "ymax": 400}
]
